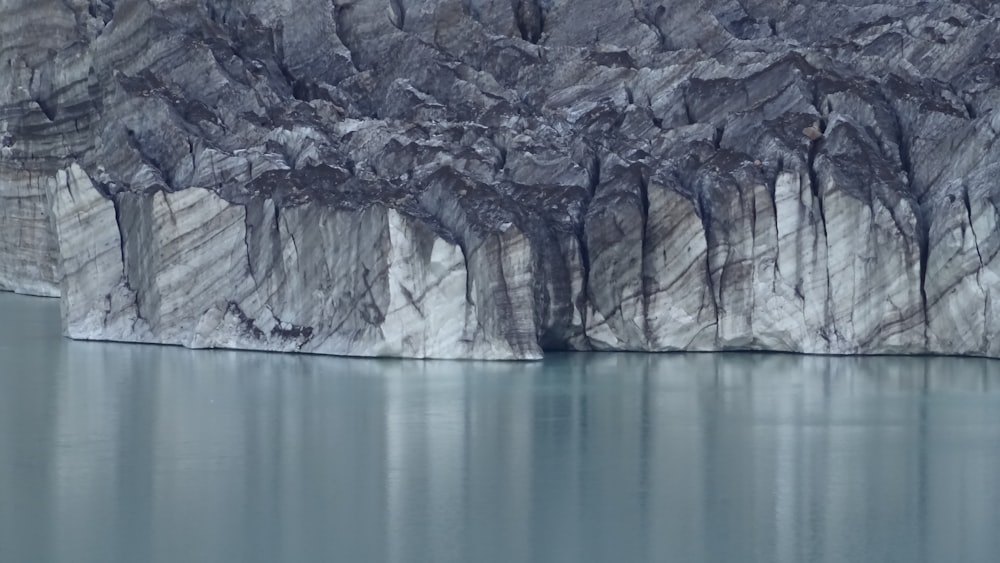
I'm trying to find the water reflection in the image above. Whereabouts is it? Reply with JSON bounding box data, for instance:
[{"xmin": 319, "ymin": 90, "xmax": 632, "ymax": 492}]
[{"xmin": 1, "ymin": 295, "xmax": 1000, "ymax": 563}]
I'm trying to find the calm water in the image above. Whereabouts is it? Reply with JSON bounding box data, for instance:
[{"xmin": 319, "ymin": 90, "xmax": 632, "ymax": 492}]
[{"xmin": 2, "ymin": 293, "xmax": 1000, "ymax": 563}]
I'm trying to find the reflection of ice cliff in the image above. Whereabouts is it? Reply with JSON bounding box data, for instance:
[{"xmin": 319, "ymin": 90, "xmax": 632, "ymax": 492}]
[{"xmin": 7, "ymin": 326, "xmax": 1000, "ymax": 561}]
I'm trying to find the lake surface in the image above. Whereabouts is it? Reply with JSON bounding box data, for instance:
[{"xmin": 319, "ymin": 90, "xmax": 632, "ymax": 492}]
[{"xmin": 2, "ymin": 292, "xmax": 1000, "ymax": 563}]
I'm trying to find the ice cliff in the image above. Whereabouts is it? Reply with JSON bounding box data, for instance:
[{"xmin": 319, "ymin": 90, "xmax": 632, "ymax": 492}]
[{"xmin": 2, "ymin": 0, "xmax": 1000, "ymax": 359}]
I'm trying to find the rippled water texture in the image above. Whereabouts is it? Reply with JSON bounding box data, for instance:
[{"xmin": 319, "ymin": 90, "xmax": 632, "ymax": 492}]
[{"xmin": 2, "ymin": 293, "xmax": 999, "ymax": 563}]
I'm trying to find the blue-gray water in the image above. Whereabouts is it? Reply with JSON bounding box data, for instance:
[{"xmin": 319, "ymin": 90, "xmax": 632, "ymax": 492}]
[{"xmin": 2, "ymin": 293, "xmax": 1000, "ymax": 563}]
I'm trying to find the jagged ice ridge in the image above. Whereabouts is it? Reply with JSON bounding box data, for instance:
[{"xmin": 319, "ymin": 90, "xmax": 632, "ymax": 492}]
[{"xmin": 2, "ymin": 0, "xmax": 1000, "ymax": 359}]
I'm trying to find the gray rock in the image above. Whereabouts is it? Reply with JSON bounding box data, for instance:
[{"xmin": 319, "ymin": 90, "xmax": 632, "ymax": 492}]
[{"xmin": 3, "ymin": 0, "xmax": 1000, "ymax": 359}]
